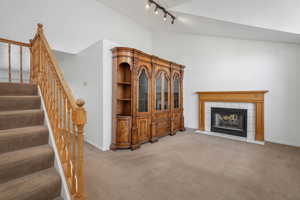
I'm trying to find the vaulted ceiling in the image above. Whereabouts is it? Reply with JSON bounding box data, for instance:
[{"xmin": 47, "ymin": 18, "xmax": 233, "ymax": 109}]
[{"xmin": 98, "ymin": 0, "xmax": 300, "ymax": 44}]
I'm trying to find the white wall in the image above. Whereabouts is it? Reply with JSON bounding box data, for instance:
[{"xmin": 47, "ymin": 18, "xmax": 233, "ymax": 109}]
[
  {"xmin": 101, "ymin": 40, "xmax": 120, "ymax": 150},
  {"xmin": 54, "ymin": 42, "xmax": 103, "ymax": 148},
  {"xmin": 0, "ymin": 0, "xmax": 152, "ymax": 54},
  {"xmin": 152, "ymin": 31, "xmax": 300, "ymax": 147},
  {"xmin": 55, "ymin": 40, "xmax": 120, "ymax": 151}
]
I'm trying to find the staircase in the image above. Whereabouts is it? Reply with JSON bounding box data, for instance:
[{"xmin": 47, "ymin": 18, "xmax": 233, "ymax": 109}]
[
  {"xmin": 0, "ymin": 24, "xmax": 87, "ymax": 200},
  {"xmin": 0, "ymin": 82, "xmax": 63, "ymax": 200}
]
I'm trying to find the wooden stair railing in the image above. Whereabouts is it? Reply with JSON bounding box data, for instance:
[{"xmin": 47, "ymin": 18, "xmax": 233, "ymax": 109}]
[
  {"xmin": 30, "ymin": 24, "xmax": 87, "ymax": 200},
  {"xmin": 0, "ymin": 38, "xmax": 31, "ymax": 83}
]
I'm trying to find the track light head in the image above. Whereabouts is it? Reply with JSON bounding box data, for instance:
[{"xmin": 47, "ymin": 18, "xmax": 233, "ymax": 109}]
[
  {"xmin": 146, "ymin": 1, "xmax": 151, "ymax": 9},
  {"xmin": 154, "ymin": 6, "xmax": 159, "ymax": 15},
  {"xmin": 171, "ymin": 17, "xmax": 175, "ymax": 24},
  {"xmin": 163, "ymin": 12, "xmax": 167, "ymax": 21}
]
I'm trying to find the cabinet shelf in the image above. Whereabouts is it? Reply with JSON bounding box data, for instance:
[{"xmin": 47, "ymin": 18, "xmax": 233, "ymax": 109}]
[
  {"xmin": 118, "ymin": 98, "xmax": 131, "ymax": 101},
  {"xmin": 117, "ymin": 81, "xmax": 131, "ymax": 85}
]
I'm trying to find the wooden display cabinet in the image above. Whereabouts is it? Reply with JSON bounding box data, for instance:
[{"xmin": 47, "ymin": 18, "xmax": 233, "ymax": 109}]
[{"xmin": 111, "ymin": 47, "xmax": 185, "ymax": 150}]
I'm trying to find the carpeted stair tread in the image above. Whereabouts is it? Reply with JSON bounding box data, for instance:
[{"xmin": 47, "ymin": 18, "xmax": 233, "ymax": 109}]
[
  {"xmin": 0, "ymin": 126, "xmax": 48, "ymax": 154},
  {"xmin": 0, "ymin": 145, "xmax": 54, "ymax": 184},
  {"xmin": 0, "ymin": 83, "xmax": 37, "ymax": 96},
  {"xmin": 0, "ymin": 168, "xmax": 61, "ymax": 200},
  {"xmin": 0, "ymin": 96, "xmax": 41, "ymax": 111},
  {"xmin": 0, "ymin": 109, "xmax": 44, "ymax": 130}
]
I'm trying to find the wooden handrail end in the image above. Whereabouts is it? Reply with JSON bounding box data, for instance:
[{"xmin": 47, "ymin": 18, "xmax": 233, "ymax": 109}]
[{"xmin": 76, "ymin": 99, "xmax": 85, "ymax": 107}]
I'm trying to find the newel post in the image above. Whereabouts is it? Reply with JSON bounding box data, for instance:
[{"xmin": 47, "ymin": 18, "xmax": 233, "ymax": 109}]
[{"xmin": 74, "ymin": 99, "xmax": 87, "ymax": 200}]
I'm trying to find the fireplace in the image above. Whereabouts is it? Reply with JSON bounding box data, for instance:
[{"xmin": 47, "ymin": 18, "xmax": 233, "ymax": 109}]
[{"xmin": 211, "ymin": 107, "xmax": 247, "ymax": 137}]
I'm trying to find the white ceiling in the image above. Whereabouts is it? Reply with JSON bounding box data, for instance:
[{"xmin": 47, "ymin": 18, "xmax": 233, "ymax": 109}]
[
  {"xmin": 97, "ymin": 0, "xmax": 300, "ymax": 44},
  {"xmin": 172, "ymin": 0, "xmax": 300, "ymax": 34}
]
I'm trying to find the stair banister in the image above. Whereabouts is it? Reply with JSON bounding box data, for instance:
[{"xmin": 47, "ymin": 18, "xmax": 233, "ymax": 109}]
[
  {"xmin": 0, "ymin": 37, "xmax": 31, "ymax": 83},
  {"xmin": 30, "ymin": 24, "xmax": 87, "ymax": 200}
]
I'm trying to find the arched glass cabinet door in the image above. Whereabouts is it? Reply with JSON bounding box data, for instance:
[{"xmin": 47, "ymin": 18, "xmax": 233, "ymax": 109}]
[
  {"xmin": 138, "ymin": 69, "xmax": 148, "ymax": 112},
  {"xmin": 156, "ymin": 72, "xmax": 169, "ymax": 111},
  {"xmin": 164, "ymin": 76, "xmax": 169, "ymax": 110},
  {"xmin": 156, "ymin": 74, "xmax": 162, "ymax": 110},
  {"xmin": 173, "ymin": 75, "xmax": 180, "ymax": 109}
]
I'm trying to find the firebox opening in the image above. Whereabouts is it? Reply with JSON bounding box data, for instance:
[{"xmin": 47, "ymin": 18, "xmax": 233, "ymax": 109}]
[{"xmin": 211, "ymin": 107, "xmax": 247, "ymax": 137}]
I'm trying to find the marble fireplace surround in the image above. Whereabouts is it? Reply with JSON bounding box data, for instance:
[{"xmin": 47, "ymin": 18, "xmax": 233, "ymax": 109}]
[{"xmin": 196, "ymin": 91, "xmax": 268, "ymax": 143}]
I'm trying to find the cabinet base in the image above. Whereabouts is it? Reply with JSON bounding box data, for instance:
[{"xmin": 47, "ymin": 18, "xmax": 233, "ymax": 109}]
[
  {"xmin": 150, "ymin": 137, "xmax": 159, "ymax": 143},
  {"xmin": 110, "ymin": 144, "xmax": 117, "ymax": 151},
  {"xmin": 180, "ymin": 127, "xmax": 186, "ymax": 131},
  {"xmin": 131, "ymin": 144, "xmax": 141, "ymax": 151},
  {"xmin": 170, "ymin": 131, "xmax": 177, "ymax": 136}
]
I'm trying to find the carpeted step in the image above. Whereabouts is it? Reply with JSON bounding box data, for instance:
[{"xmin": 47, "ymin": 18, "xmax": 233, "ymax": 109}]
[
  {"xmin": 0, "ymin": 109, "xmax": 44, "ymax": 130},
  {"xmin": 0, "ymin": 145, "xmax": 54, "ymax": 184},
  {"xmin": 0, "ymin": 168, "xmax": 61, "ymax": 200},
  {"xmin": 0, "ymin": 126, "xmax": 49, "ymax": 154},
  {"xmin": 0, "ymin": 96, "xmax": 41, "ymax": 111},
  {"xmin": 0, "ymin": 83, "xmax": 37, "ymax": 96}
]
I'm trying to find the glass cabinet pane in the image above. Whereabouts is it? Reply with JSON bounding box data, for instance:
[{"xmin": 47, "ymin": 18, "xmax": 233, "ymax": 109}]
[
  {"xmin": 174, "ymin": 77, "xmax": 180, "ymax": 109},
  {"xmin": 156, "ymin": 76, "xmax": 162, "ymax": 110},
  {"xmin": 164, "ymin": 77, "xmax": 168, "ymax": 110},
  {"xmin": 138, "ymin": 69, "xmax": 148, "ymax": 112}
]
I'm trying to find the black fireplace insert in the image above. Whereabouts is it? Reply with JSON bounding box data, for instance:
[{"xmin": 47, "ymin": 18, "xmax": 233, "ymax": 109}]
[{"xmin": 211, "ymin": 107, "xmax": 247, "ymax": 137}]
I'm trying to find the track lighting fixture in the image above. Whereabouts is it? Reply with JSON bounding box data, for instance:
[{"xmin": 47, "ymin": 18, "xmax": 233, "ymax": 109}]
[{"xmin": 146, "ymin": 0, "xmax": 176, "ymax": 24}]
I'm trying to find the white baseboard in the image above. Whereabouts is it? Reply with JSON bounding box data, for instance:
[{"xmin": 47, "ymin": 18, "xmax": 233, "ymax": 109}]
[{"xmin": 85, "ymin": 138, "xmax": 107, "ymax": 151}]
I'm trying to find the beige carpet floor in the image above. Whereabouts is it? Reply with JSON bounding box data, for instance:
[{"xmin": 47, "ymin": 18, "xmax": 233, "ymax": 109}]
[{"xmin": 84, "ymin": 129, "xmax": 300, "ymax": 200}]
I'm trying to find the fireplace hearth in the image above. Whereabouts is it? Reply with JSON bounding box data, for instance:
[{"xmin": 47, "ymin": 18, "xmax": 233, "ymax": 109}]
[{"xmin": 211, "ymin": 107, "xmax": 247, "ymax": 137}]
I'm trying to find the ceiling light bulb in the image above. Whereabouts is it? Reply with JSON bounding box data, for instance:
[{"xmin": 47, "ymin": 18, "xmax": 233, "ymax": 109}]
[
  {"xmin": 163, "ymin": 13, "xmax": 167, "ymax": 21},
  {"xmin": 155, "ymin": 6, "xmax": 159, "ymax": 15},
  {"xmin": 146, "ymin": 1, "xmax": 150, "ymax": 9}
]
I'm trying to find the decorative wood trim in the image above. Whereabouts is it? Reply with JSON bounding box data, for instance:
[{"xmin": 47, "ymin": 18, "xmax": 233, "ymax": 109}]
[{"xmin": 197, "ymin": 90, "xmax": 268, "ymax": 142}]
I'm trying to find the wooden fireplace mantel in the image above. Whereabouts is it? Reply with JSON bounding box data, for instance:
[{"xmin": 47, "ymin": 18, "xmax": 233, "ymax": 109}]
[{"xmin": 196, "ymin": 90, "xmax": 268, "ymax": 141}]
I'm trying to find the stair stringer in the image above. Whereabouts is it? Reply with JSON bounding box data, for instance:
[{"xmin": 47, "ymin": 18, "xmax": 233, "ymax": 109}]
[{"xmin": 38, "ymin": 86, "xmax": 71, "ymax": 200}]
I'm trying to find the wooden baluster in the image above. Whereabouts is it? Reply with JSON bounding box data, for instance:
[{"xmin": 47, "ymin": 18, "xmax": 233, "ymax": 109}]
[
  {"xmin": 54, "ymin": 80, "xmax": 59, "ymax": 144},
  {"xmin": 46, "ymin": 62, "xmax": 51, "ymax": 110},
  {"xmin": 50, "ymin": 75, "xmax": 55, "ymax": 132},
  {"xmin": 19, "ymin": 46, "xmax": 23, "ymax": 83},
  {"xmin": 59, "ymin": 84, "xmax": 63, "ymax": 150},
  {"xmin": 74, "ymin": 99, "xmax": 86, "ymax": 200},
  {"xmin": 29, "ymin": 40, "xmax": 34, "ymax": 83},
  {"xmin": 67, "ymin": 104, "xmax": 72, "ymax": 182},
  {"xmin": 72, "ymin": 110, "xmax": 77, "ymax": 194},
  {"xmin": 8, "ymin": 44, "xmax": 12, "ymax": 82},
  {"xmin": 40, "ymin": 50, "xmax": 44, "ymax": 92},
  {"xmin": 62, "ymin": 93, "xmax": 67, "ymax": 163}
]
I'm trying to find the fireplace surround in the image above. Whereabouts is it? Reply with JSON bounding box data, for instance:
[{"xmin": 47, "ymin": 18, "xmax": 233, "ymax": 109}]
[
  {"xmin": 196, "ymin": 91, "xmax": 268, "ymax": 142},
  {"xmin": 211, "ymin": 107, "xmax": 247, "ymax": 137}
]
